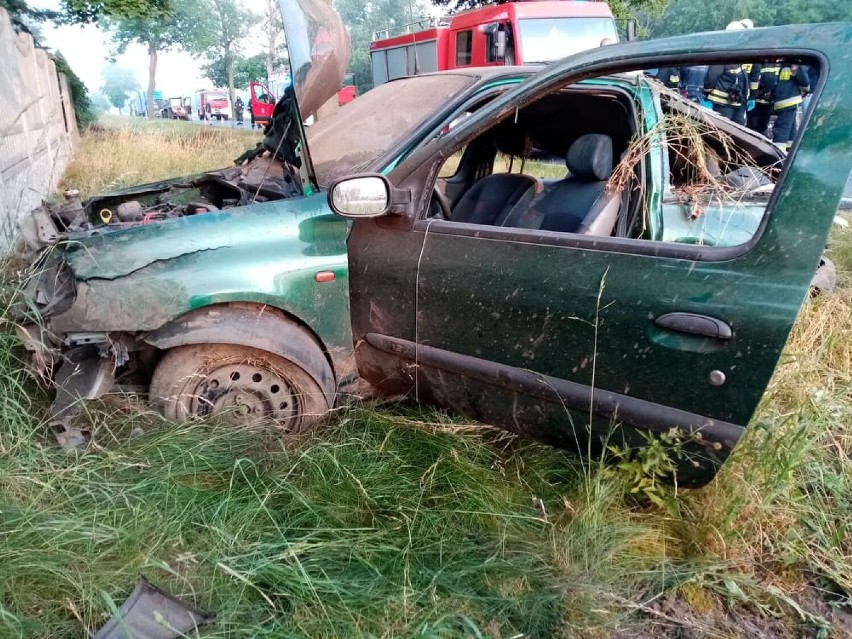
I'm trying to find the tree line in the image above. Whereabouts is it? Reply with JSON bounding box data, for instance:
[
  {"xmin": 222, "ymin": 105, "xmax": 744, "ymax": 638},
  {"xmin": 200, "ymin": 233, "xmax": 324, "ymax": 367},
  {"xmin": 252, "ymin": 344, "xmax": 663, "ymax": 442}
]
[{"xmin": 4, "ymin": 0, "xmax": 850, "ymax": 123}]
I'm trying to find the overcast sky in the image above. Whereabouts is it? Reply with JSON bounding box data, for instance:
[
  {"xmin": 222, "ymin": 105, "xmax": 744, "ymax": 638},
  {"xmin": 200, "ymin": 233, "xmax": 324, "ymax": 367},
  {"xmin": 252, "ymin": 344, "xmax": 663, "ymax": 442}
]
[{"xmin": 31, "ymin": 0, "xmax": 265, "ymax": 98}]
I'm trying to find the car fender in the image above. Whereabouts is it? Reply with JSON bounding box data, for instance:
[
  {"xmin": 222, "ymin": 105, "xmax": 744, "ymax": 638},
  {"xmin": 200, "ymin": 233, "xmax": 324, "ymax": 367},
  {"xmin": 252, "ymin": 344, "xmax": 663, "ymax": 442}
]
[{"xmin": 143, "ymin": 304, "xmax": 336, "ymax": 396}]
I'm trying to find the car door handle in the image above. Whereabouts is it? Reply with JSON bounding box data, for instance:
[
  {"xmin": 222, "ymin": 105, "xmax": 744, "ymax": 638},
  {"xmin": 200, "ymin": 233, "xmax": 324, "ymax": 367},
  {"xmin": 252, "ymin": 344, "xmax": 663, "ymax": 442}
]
[{"xmin": 654, "ymin": 313, "xmax": 732, "ymax": 340}]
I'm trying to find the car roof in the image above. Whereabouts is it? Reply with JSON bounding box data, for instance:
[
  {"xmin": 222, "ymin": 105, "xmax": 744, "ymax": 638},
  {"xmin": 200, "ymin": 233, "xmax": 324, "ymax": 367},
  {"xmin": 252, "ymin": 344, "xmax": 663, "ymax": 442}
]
[{"xmin": 391, "ymin": 65, "xmax": 543, "ymax": 84}]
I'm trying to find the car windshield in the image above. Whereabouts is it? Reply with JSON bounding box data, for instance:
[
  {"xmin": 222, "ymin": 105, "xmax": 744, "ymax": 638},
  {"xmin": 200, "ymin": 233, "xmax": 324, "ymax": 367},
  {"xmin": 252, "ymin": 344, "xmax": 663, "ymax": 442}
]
[
  {"xmin": 306, "ymin": 74, "xmax": 477, "ymax": 186},
  {"xmin": 518, "ymin": 18, "xmax": 617, "ymax": 63}
]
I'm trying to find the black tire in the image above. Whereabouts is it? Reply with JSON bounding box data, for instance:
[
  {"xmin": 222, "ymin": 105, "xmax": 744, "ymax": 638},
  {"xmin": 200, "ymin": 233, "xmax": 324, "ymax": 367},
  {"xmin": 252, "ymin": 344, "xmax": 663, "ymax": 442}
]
[{"xmin": 150, "ymin": 343, "xmax": 331, "ymax": 433}]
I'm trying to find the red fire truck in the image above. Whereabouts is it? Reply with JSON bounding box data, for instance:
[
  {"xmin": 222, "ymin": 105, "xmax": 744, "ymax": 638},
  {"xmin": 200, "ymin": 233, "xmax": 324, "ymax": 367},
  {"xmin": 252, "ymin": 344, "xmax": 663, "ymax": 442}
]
[
  {"xmin": 370, "ymin": 1, "xmax": 620, "ymax": 87},
  {"xmin": 193, "ymin": 89, "xmax": 231, "ymax": 121}
]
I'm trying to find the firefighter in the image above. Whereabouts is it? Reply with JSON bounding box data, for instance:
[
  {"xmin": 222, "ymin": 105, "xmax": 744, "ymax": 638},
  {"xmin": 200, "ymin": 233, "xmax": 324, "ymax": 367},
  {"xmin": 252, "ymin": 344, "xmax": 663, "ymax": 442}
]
[
  {"xmin": 771, "ymin": 63, "xmax": 809, "ymax": 151},
  {"xmin": 704, "ymin": 63, "xmax": 748, "ymax": 122},
  {"xmin": 655, "ymin": 66, "xmax": 681, "ymax": 90},
  {"xmin": 703, "ymin": 20, "xmax": 753, "ymax": 124},
  {"xmin": 739, "ymin": 62, "xmax": 762, "ymax": 126},
  {"xmin": 680, "ymin": 65, "xmax": 708, "ymax": 103},
  {"xmin": 234, "ymin": 96, "xmax": 245, "ymax": 125},
  {"xmin": 802, "ymin": 64, "xmax": 819, "ymax": 113},
  {"xmin": 748, "ymin": 63, "xmax": 779, "ymax": 136}
]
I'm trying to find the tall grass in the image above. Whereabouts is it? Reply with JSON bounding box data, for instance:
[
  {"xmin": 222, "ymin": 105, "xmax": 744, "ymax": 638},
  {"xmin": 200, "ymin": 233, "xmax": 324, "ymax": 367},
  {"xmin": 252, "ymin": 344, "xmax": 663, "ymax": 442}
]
[
  {"xmin": 1, "ymin": 119, "xmax": 850, "ymax": 637},
  {"xmin": 59, "ymin": 115, "xmax": 261, "ymax": 198}
]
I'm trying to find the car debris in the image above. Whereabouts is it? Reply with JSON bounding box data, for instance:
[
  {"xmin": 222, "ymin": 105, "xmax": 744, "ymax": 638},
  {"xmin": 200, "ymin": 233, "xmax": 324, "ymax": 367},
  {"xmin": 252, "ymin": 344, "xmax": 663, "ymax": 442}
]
[{"xmin": 93, "ymin": 576, "xmax": 214, "ymax": 639}]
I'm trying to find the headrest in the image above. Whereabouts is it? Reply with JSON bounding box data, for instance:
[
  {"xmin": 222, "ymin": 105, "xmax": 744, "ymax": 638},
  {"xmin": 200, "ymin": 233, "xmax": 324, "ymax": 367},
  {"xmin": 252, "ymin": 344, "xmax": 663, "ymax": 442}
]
[
  {"xmin": 494, "ymin": 125, "xmax": 532, "ymax": 158},
  {"xmin": 566, "ymin": 134, "xmax": 613, "ymax": 181}
]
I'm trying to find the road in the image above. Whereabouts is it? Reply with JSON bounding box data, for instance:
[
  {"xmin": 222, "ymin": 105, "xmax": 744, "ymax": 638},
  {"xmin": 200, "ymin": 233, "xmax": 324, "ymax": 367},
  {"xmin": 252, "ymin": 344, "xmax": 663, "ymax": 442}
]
[{"xmin": 182, "ymin": 116, "xmax": 259, "ymax": 131}]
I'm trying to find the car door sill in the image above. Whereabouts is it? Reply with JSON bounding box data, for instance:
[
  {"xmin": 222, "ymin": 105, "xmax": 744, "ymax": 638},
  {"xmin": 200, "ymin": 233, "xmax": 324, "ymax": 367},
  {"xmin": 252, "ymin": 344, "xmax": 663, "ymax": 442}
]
[{"xmin": 365, "ymin": 333, "xmax": 745, "ymax": 450}]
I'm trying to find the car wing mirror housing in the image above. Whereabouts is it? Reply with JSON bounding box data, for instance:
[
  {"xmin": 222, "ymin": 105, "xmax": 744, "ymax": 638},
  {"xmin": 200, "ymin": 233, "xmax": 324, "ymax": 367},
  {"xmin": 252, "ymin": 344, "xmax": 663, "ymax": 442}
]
[{"xmin": 328, "ymin": 174, "xmax": 411, "ymax": 218}]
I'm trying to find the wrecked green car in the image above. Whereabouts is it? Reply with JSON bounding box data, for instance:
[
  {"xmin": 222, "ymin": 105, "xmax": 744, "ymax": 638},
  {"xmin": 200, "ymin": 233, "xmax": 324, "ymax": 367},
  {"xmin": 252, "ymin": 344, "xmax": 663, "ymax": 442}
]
[{"xmin": 16, "ymin": 14, "xmax": 852, "ymax": 486}]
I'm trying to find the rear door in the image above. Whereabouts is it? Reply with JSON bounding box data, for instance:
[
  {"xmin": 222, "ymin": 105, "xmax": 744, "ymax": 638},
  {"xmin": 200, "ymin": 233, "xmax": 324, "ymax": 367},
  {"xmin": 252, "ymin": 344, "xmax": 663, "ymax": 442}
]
[{"xmin": 343, "ymin": 24, "xmax": 852, "ymax": 485}]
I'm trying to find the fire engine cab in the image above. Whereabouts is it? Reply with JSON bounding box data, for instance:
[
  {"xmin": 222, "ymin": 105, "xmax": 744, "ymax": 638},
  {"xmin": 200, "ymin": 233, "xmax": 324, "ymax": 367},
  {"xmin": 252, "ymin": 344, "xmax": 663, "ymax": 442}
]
[{"xmin": 370, "ymin": 0, "xmax": 620, "ymax": 87}]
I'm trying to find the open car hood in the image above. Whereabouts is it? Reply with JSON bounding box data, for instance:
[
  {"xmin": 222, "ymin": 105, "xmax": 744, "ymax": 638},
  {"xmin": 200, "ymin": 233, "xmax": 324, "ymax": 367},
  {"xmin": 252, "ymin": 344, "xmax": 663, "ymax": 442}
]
[{"xmin": 277, "ymin": 0, "xmax": 350, "ymax": 120}]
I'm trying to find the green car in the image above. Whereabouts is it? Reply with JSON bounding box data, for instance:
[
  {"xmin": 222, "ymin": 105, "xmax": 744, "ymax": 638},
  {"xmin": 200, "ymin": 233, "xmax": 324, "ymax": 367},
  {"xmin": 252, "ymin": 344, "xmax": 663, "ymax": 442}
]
[{"xmin": 17, "ymin": 13, "xmax": 852, "ymax": 485}]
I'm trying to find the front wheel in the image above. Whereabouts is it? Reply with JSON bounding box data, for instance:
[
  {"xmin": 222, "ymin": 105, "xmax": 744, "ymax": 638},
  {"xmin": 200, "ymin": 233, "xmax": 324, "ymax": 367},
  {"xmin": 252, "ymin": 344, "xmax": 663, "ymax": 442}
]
[{"xmin": 150, "ymin": 343, "xmax": 331, "ymax": 433}]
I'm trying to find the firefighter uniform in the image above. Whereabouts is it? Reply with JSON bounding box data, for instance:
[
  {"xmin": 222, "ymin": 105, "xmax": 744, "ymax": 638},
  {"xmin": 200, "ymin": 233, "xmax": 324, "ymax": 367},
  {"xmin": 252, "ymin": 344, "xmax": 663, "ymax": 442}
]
[
  {"xmin": 655, "ymin": 67, "xmax": 681, "ymax": 90},
  {"xmin": 748, "ymin": 64, "xmax": 779, "ymax": 135},
  {"xmin": 680, "ymin": 65, "xmax": 708, "ymax": 103},
  {"xmin": 770, "ymin": 64, "xmax": 809, "ymax": 150},
  {"xmin": 704, "ymin": 64, "xmax": 749, "ymax": 122},
  {"xmin": 737, "ymin": 63, "xmax": 761, "ymax": 126}
]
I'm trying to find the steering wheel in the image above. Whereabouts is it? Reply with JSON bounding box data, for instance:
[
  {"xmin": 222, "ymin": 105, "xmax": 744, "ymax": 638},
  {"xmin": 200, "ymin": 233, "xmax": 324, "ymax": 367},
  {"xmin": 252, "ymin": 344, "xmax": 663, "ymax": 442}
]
[{"xmin": 431, "ymin": 186, "xmax": 452, "ymax": 220}]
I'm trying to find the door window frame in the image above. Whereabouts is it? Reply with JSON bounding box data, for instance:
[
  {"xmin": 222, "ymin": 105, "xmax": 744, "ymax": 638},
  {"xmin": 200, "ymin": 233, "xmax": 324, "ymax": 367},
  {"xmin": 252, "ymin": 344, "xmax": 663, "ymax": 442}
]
[{"xmin": 385, "ymin": 50, "xmax": 828, "ymax": 264}]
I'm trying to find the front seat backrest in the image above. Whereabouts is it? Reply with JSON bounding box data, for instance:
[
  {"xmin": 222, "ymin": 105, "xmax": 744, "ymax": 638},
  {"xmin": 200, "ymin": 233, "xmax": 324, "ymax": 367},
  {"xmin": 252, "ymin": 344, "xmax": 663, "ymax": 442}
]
[
  {"xmin": 450, "ymin": 125, "xmax": 541, "ymax": 226},
  {"xmin": 499, "ymin": 133, "xmax": 620, "ymax": 235}
]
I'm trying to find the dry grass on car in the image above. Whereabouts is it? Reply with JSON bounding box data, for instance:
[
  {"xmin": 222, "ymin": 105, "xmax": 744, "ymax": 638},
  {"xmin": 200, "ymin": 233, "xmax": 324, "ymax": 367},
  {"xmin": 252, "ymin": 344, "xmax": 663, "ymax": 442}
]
[{"xmin": 610, "ymin": 110, "xmax": 777, "ymax": 235}]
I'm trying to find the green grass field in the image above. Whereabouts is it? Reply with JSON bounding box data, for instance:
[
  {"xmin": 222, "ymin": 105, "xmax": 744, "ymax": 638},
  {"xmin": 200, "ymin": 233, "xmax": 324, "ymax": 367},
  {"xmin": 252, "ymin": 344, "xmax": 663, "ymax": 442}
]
[{"xmin": 1, "ymin": 118, "xmax": 850, "ymax": 638}]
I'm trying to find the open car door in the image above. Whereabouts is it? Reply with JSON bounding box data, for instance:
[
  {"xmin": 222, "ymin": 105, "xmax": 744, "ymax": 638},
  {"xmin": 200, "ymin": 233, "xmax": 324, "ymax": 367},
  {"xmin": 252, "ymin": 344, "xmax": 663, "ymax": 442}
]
[
  {"xmin": 249, "ymin": 81, "xmax": 276, "ymax": 127},
  {"xmin": 335, "ymin": 24, "xmax": 852, "ymax": 486}
]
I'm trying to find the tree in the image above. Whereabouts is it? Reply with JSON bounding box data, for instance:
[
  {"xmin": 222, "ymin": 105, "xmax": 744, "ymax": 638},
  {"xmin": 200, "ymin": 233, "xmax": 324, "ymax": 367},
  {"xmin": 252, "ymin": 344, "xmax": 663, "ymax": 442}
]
[
  {"xmin": 429, "ymin": 0, "xmax": 665, "ymax": 21},
  {"xmin": 89, "ymin": 93, "xmax": 114, "ymax": 115},
  {"xmin": 1, "ymin": 0, "xmax": 60, "ymax": 40},
  {"xmin": 101, "ymin": 62, "xmax": 139, "ymax": 114},
  {"xmin": 59, "ymin": 0, "xmax": 172, "ymax": 24},
  {"xmin": 202, "ymin": 53, "xmax": 268, "ymax": 90},
  {"xmin": 646, "ymin": 0, "xmax": 852, "ymax": 37},
  {"xmin": 106, "ymin": 0, "xmax": 215, "ymax": 118},
  {"xmin": 262, "ymin": 0, "xmax": 286, "ymax": 81},
  {"xmin": 337, "ymin": 0, "xmax": 427, "ymax": 93},
  {"xmin": 203, "ymin": 0, "xmax": 260, "ymax": 114}
]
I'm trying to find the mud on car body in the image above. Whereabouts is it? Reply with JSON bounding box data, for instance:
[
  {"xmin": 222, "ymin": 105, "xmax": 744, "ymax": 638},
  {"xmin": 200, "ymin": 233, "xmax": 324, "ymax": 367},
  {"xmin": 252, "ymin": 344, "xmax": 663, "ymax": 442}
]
[
  {"xmin": 14, "ymin": 14, "xmax": 852, "ymax": 486},
  {"xmin": 15, "ymin": 70, "xmax": 537, "ymax": 447}
]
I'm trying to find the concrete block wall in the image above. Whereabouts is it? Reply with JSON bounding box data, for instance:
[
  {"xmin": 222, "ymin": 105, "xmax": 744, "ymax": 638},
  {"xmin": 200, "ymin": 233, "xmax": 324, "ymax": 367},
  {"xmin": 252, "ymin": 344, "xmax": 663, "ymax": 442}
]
[{"xmin": 0, "ymin": 7, "xmax": 78, "ymax": 250}]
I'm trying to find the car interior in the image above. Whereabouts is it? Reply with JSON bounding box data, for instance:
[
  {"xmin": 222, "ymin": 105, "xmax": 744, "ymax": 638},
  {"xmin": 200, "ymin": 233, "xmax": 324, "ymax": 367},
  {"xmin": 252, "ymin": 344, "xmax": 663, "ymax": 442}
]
[
  {"xmin": 434, "ymin": 84, "xmax": 641, "ymax": 238},
  {"xmin": 432, "ymin": 78, "xmax": 786, "ymax": 242}
]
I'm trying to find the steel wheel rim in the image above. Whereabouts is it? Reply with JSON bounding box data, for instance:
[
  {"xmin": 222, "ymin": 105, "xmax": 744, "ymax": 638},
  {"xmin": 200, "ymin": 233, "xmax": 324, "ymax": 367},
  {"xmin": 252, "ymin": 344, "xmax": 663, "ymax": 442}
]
[{"xmin": 186, "ymin": 360, "xmax": 300, "ymax": 429}]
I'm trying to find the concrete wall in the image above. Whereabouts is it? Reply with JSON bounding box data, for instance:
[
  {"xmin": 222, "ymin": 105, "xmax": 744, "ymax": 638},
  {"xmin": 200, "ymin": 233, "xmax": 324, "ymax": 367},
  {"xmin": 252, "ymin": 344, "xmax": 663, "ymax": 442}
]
[{"xmin": 0, "ymin": 7, "xmax": 78, "ymax": 250}]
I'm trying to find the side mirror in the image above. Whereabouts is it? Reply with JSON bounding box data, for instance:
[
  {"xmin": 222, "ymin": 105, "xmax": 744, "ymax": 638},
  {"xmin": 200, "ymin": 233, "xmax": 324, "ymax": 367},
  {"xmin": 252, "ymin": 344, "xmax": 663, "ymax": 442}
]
[
  {"xmin": 494, "ymin": 30, "xmax": 507, "ymax": 61},
  {"xmin": 328, "ymin": 175, "xmax": 392, "ymax": 218},
  {"xmin": 483, "ymin": 21, "xmax": 499, "ymax": 35}
]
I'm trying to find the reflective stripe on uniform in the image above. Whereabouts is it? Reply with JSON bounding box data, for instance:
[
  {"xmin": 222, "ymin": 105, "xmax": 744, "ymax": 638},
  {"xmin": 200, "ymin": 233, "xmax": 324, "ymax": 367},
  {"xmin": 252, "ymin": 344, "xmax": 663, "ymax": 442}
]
[
  {"xmin": 774, "ymin": 95, "xmax": 802, "ymax": 110},
  {"xmin": 707, "ymin": 88, "xmax": 739, "ymax": 105},
  {"xmin": 706, "ymin": 90, "xmax": 729, "ymax": 105}
]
